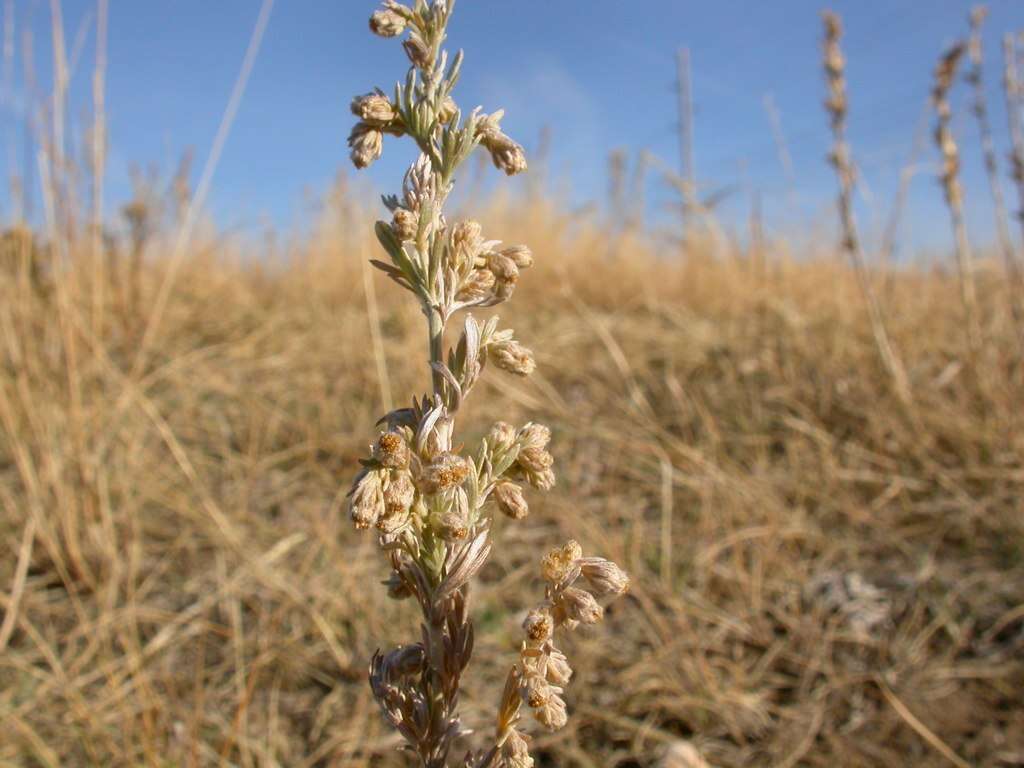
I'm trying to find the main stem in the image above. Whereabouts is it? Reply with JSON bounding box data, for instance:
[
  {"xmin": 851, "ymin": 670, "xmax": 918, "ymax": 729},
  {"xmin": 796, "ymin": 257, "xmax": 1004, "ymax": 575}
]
[{"xmin": 428, "ymin": 305, "xmax": 446, "ymax": 400}]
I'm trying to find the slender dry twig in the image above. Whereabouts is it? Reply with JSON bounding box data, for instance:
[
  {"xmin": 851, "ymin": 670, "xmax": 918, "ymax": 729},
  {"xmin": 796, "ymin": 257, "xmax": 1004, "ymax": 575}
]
[
  {"xmin": 967, "ymin": 7, "xmax": 1024, "ymax": 345},
  {"xmin": 343, "ymin": 3, "xmax": 629, "ymax": 767},
  {"xmin": 822, "ymin": 11, "xmax": 912, "ymax": 406},
  {"xmin": 932, "ymin": 41, "xmax": 983, "ymax": 358}
]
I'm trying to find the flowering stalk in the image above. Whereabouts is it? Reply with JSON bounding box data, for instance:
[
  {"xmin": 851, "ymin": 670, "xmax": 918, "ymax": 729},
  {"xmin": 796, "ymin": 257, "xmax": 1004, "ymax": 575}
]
[{"xmin": 344, "ymin": 3, "xmax": 628, "ymax": 767}]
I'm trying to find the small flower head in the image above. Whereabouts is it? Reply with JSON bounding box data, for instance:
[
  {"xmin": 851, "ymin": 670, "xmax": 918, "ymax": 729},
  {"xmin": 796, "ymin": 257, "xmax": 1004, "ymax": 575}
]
[
  {"xmin": 383, "ymin": 470, "xmax": 416, "ymax": 513},
  {"xmin": 502, "ymin": 244, "xmax": 534, "ymax": 269},
  {"xmin": 391, "ymin": 207, "xmax": 418, "ymax": 241},
  {"xmin": 457, "ymin": 268, "xmax": 496, "ymax": 302},
  {"xmin": 580, "ymin": 557, "xmax": 630, "ymax": 596},
  {"xmin": 403, "ymin": 36, "xmax": 433, "ymax": 68},
  {"xmin": 437, "ymin": 95, "xmax": 458, "ymax": 123},
  {"xmin": 492, "ymin": 340, "xmax": 535, "ymax": 376},
  {"xmin": 373, "ymin": 430, "xmax": 410, "ymax": 469},
  {"xmin": 349, "ymin": 123, "xmax": 384, "ymax": 169},
  {"xmin": 541, "ymin": 540, "xmax": 582, "ymax": 583},
  {"xmin": 351, "ymin": 91, "xmax": 398, "ymax": 126},
  {"xmin": 499, "ymin": 729, "xmax": 534, "ymax": 768},
  {"xmin": 369, "ymin": 7, "xmax": 407, "ymax": 37},
  {"xmin": 403, "ymin": 154, "xmax": 437, "ymax": 211},
  {"xmin": 348, "ymin": 468, "xmax": 386, "ymax": 530},
  {"xmin": 523, "ymin": 608, "xmax": 554, "ymax": 642},
  {"xmin": 488, "ymin": 421, "xmax": 518, "ymax": 451},
  {"xmin": 420, "ymin": 452, "xmax": 470, "ymax": 494},
  {"xmin": 494, "ymin": 480, "xmax": 529, "ymax": 520},
  {"xmin": 532, "ymin": 690, "xmax": 568, "ymax": 731},
  {"xmin": 557, "ymin": 587, "xmax": 603, "ymax": 625},
  {"xmin": 545, "ymin": 647, "xmax": 573, "ymax": 686},
  {"xmin": 487, "ymin": 251, "xmax": 520, "ymax": 284},
  {"xmin": 438, "ymin": 509, "xmax": 469, "ymax": 541},
  {"xmin": 518, "ymin": 423, "xmax": 551, "ymax": 451}
]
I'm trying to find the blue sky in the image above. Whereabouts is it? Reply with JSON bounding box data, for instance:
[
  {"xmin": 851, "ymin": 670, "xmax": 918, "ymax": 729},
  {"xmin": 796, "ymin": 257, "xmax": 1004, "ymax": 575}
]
[{"xmin": 5, "ymin": 0, "xmax": 1024, "ymax": 254}]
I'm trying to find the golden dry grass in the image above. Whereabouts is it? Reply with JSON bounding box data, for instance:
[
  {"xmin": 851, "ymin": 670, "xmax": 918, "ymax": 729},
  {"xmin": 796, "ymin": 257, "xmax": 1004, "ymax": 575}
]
[{"xmin": 1, "ymin": 189, "xmax": 1023, "ymax": 767}]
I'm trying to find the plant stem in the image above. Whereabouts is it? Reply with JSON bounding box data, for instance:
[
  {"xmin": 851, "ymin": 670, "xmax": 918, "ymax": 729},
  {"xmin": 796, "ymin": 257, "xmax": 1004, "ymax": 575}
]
[{"xmin": 428, "ymin": 304, "xmax": 446, "ymax": 400}]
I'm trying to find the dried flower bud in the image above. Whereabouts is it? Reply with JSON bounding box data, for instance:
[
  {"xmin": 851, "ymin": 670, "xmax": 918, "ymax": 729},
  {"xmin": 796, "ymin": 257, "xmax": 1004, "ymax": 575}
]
[
  {"xmin": 457, "ymin": 268, "xmax": 496, "ymax": 302},
  {"xmin": 558, "ymin": 587, "xmax": 603, "ymax": 625},
  {"xmin": 579, "ymin": 557, "xmax": 630, "ymax": 596},
  {"xmin": 351, "ymin": 91, "xmax": 397, "ymax": 125},
  {"xmin": 532, "ymin": 691, "xmax": 568, "ymax": 731},
  {"xmin": 438, "ymin": 96, "xmax": 458, "ymax": 123},
  {"xmin": 391, "ymin": 207, "xmax": 418, "ymax": 241},
  {"xmin": 518, "ymin": 423, "xmax": 551, "ymax": 451},
  {"xmin": 403, "ymin": 154, "xmax": 437, "ymax": 211},
  {"xmin": 520, "ymin": 674, "xmax": 552, "ymax": 709},
  {"xmin": 494, "ymin": 481, "xmax": 529, "ymax": 520},
  {"xmin": 403, "ymin": 36, "xmax": 433, "ymax": 68},
  {"xmin": 349, "ymin": 123, "xmax": 384, "ymax": 169},
  {"xmin": 527, "ymin": 467, "xmax": 556, "ymax": 491},
  {"xmin": 348, "ymin": 469, "xmax": 385, "ymax": 530},
  {"xmin": 420, "ymin": 452, "xmax": 470, "ymax": 494},
  {"xmin": 493, "ymin": 277, "xmax": 516, "ymax": 302},
  {"xmin": 502, "ymin": 244, "xmax": 534, "ymax": 269},
  {"xmin": 499, "ymin": 729, "xmax": 534, "ymax": 768},
  {"xmin": 522, "ymin": 608, "xmax": 553, "ymax": 642},
  {"xmin": 491, "ymin": 143, "xmax": 529, "ymax": 176},
  {"xmin": 369, "ymin": 8, "xmax": 407, "ymax": 36},
  {"xmin": 492, "ymin": 340, "xmax": 535, "ymax": 376},
  {"xmin": 374, "ymin": 431, "xmax": 410, "ymax": 469},
  {"xmin": 376, "ymin": 504, "xmax": 410, "ymax": 534},
  {"xmin": 487, "ymin": 252, "xmax": 520, "ymax": 283},
  {"xmin": 545, "ymin": 647, "xmax": 573, "ymax": 686},
  {"xmin": 383, "ymin": 643, "xmax": 426, "ymax": 677},
  {"xmin": 518, "ymin": 446, "xmax": 553, "ymax": 473},
  {"xmin": 438, "ymin": 510, "xmax": 469, "ymax": 541},
  {"xmin": 541, "ymin": 540, "xmax": 582, "ymax": 583},
  {"xmin": 488, "ymin": 421, "xmax": 518, "ymax": 451},
  {"xmin": 383, "ymin": 470, "xmax": 415, "ymax": 513}
]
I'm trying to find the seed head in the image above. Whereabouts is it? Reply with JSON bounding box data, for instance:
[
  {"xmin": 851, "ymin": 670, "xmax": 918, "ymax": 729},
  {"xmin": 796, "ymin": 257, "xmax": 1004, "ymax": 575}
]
[
  {"xmin": 558, "ymin": 587, "xmax": 603, "ymax": 625},
  {"xmin": 580, "ymin": 557, "xmax": 630, "ymax": 596},
  {"xmin": 391, "ymin": 207, "xmax": 418, "ymax": 241},
  {"xmin": 374, "ymin": 430, "xmax": 410, "ymax": 469},
  {"xmin": 522, "ymin": 608, "xmax": 553, "ymax": 642},
  {"xmin": 420, "ymin": 452, "xmax": 470, "ymax": 494},
  {"xmin": 369, "ymin": 8, "xmax": 407, "ymax": 37},
  {"xmin": 520, "ymin": 674, "xmax": 552, "ymax": 709},
  {"xmin": 492, "ymin": 340, "xmax": 535, "ymax": 376},
  {"xmin": 349, "ymin": 123, "xmax": 384, "ymax": 169},
  {"xmin": 494, "ymin": 480, "xmax": 529, "ymax": 519},
  {"xmin": 348, "ymin": 469, "xmax": 386, "ymax": 530},
  {"xmin": 351, "ymin": 91, "xmax": 398, "ymax": 126}
]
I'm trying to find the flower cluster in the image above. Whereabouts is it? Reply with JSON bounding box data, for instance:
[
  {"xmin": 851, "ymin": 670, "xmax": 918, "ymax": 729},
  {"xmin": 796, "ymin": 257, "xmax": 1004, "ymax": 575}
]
[
  {"xmin": 490, "ymin": 542, "xmax": 629, "ymax": 765},
  {"xmin": 344, "ymin": 2, "xmax": 627, "ymax": 765}
]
